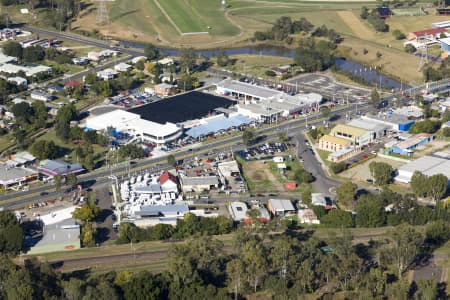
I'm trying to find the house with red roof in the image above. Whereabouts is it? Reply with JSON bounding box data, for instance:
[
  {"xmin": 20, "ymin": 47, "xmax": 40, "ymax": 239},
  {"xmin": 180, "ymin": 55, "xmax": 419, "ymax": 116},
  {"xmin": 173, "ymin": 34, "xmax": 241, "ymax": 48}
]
[
  {"xmin": 159, "ymin": 171, "xmax": 178, "ymax": 193},
  {"xmin": 408, "ymin": 28, "xmax": 446, "ymax": 41},
  {"xmin": 64, "ymin": 80, "xmax": 83, "ymax": 90}
]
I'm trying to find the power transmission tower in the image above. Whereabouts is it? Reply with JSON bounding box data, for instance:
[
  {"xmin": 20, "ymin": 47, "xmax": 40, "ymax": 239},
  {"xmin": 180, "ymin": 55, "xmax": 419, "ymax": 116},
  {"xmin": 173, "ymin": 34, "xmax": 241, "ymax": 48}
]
[
  {"xmin": 96, "ymin": 0, "xmax": 113, "ymax": 25},
  {"xmin": 418, "ymin": 44, "xmax": 428, "ymax": 71}
]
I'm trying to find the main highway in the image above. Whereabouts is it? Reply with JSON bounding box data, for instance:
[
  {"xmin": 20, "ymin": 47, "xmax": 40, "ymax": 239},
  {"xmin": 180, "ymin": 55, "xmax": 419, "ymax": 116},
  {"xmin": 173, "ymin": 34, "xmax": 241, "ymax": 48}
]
[{"xmin": 0, "ymin": 102, "xmax": 370, "ymax": 209}]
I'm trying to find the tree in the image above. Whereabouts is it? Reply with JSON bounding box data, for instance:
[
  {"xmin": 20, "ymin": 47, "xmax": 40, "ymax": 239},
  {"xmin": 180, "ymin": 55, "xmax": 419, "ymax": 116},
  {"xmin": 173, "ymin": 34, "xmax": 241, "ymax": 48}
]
[
  {"xmin": 300, "ymin": 183, "xmax": 312, "ymax": 206},
  {"xmin": 278, "ymin": 131, "xmax": 288, "ymax": 143},
  {"xmin": 321, "ymin": 209, "xmax": 354, "ymax": 228},
  {"xmin": 54, "ymin": 174, "xmax": 62, "ymax": 193},
  {"xmin": 12, "ymin": 102, "xmax": 33, "ymax": 126},
  {"xmin": 415, "ymin": 278, "xmax": 438, "ymax": 300},
  {"xmin": 66, "ymin": 173, "xmax": 77, "ymax": 189},
  {"xmin": 294, "ymin": 168, "xmax": 313, "ymax": 184},
  {"xmin": 23, "ymin": 45, "xmax": 45, "ymax": 62},
  {"xmin": 355, "ymin": 197, "xmax": 385, "ymax": 227},
  {"xmin": 404, "ymin": 44, "xmax": 416, "ymax": 54},
  {"xmin": 425, "ymin": 220, "xmax": 450, "ymax": 247},
  {"xmin": 177, "ymin": 73, "xmax": 196, "ymax": 91},
  {"xmin": 360, "ymin": 6, "xmax": 369, "ymax": 19},
  {"xmin": 411, "ymin": 171, "xmax": 428, "ymax": 197},
  {"xmin": 242, "ymin": 127, "xmax": 255, "ymax": 146},
  {"xmin": 3, "ymin": 41, "xmax": 23, "ymax": 59},
  {"xmin": 427, "ymin": 174, "xmax": 448, "ymax": 203},
  {"xmin": 144, "ymin": 43, "xmax": 159, "ymax": 60},
  {"xmin": 167, "ymin": 154, "xmax": 176, "ymax": 167},
  {"xmin": 31, "ymin": 100, "xmax": 47, "ymax": 129},
  {"xmin": 383, "ymin": 224, "xmax": 423, "ymax": 278},
  {"xmin": 370, "ymin": 89, "xmax": 381, "ymax": 108},
  {"xmin": 241, "ymin": 237, "xmax": 268, "ymax": 292},
  {"xmin": 330, "ymin": 161, "xmax": 346, "ymax": 174},
  {"xmin": 13, "ymin": 128, "xmax": 28, "ymax": 149},
  {"xmin": 369, "ymin": 161, "xmax": 393, "ymax": 186},
  {"xmin": 72, "ymin": 203, "xmax": 101, "ymax": 223},
  {"xmin": 392, "ymin": 29, "xmax": 406, "ymax": 40},
  {"xmin": 336, "ymin": 181, "xmax": 357, "ymax": 206},
  {"xmin": 226, "ymin": 259, "xmax": 244, "ymax": 300},
  {"xmin": 216, "ymin": 50, "xmax": 230, "ymax": 67},
  {"xmin": 135, "ymin": 59, "xmax": 145, "ymax": 71},
  {"xmin": 320, "ymin": 106, "xmax": 331, "ymax": 119},
  {"xmin": 28, "ymin": 140, "xmax": 58, "ymax": 160},
  {"xmin": 442, "ymin": 127, "xmax": 450, "ymax": 137},
  {"xmin": 409, "ymin": 120, "xmax": 441, "ymax": 134},
  {"xmin": 180, "ymin": 48, "xmax": 196, "ymax": 74},
  {"xmin": 0, "ymin": 210, "xmax": 23, "ymax": 254}
]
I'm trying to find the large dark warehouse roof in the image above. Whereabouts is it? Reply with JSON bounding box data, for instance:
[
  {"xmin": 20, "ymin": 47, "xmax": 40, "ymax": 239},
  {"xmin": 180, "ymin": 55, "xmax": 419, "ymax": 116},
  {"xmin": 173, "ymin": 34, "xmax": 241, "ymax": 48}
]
[{"xmin": 129, "ymin": 91, "xmax": 236, "ymax": 124}]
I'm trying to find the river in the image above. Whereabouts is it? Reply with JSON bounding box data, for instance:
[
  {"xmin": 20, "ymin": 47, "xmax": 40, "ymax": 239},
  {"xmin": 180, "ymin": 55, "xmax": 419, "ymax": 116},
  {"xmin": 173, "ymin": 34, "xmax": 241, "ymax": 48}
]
[{"xmin": 120, "ymin": 41, "xmax": 404, "ymax": 89}]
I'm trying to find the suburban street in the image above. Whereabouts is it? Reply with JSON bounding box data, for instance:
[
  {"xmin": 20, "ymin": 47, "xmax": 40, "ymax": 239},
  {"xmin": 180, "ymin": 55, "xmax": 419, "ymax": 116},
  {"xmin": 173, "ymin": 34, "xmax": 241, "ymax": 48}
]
[{"xmin": 0, "ymin": 103, "xmax": 370, "ymax": 209}]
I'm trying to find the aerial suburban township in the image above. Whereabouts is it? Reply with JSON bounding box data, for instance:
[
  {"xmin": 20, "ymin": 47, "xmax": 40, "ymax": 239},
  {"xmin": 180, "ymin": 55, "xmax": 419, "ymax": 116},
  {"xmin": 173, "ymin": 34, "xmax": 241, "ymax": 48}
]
[{"xmin": 1, "ymin": 0, "xmax": 450, "ymax": 299}]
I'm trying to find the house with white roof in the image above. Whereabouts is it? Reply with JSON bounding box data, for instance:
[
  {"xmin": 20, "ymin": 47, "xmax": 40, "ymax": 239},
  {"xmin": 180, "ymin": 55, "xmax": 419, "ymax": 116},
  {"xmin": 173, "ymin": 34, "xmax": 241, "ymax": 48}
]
[
  {"xmin": 97, "ymin": 68, "xmax": 118, "ymax": 80},
  {"xmin": 114, "ymin": 62, "xmax": 132, "ymax": 72},
  {"xmin": 8, "ymin": 76, "xmax": 27, "ymax": 87},
  {"xmin": 31, "ymin": 90, "xmax": 52, "ymax": 102}
]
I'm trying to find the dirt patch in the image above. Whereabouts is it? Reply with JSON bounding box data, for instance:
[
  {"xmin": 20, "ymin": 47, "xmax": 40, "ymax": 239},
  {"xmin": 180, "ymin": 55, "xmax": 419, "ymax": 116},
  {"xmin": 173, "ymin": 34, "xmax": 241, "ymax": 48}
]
[
  {"xmin": 340, "ymin": 156, "xmax": 405, "ymax": 183},
  {"xmin": 337, "ymin": 11, "xmax": 374, "ymax": 39}
]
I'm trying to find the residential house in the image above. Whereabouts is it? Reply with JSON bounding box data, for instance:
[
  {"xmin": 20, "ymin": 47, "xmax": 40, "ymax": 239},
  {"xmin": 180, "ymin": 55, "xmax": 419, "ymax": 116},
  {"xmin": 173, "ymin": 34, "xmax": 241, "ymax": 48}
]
[
  {"xmin": 72, "ymin": 57, "xmax": 90, "ymax": 65},
  {"xmin": 31, "ymin": 90, "xmax": 52, "ymax": 102},
  {"xmin": 97, "ymin": 68, "xmax": 118, "ymax": 81},
  {"xmin": 8, "ymin": 76, "xmax": 27, "ymax": 87},
  {"xmin": 154, "ymin": 83, "xmax": 175, "ymax": 96},
  {"xmin": 114, "ymin": 62, "xmax": 132, "ymax": 72}
]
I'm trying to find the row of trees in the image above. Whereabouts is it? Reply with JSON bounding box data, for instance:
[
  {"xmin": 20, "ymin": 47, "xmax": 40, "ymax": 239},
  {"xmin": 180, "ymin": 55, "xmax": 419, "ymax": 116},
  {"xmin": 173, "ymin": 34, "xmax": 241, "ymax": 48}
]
[
  {"xmin": 254, "ymin": 16, "xmax": 314, "ymax": 41},
  {"xmin": 1, "ymin": 219, "xmax": 448, "ymax": 299},
  {"xmin": 294, "ymin": 38, "xmax": 336, "ymax": 72},
  {"xmin": 411, "ymin": 171, "xmax": 448, "ymax": 202},
  {"xmin": 409, "ymin": 119, "xmax": 442, "ymax": 134},
  {"xmin": 116, "ymin": 214, "xmax": 234, "ymax": 244},
  {"xmin": 330, "ymin": 183, "xmax": 450, "ymax": 228}
]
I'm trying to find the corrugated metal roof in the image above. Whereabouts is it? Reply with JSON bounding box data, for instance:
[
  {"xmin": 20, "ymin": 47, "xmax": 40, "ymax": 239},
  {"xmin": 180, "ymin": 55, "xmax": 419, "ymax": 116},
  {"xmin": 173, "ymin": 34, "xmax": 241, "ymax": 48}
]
[
  {"xmin": 320, "ymin": 134, "xmax": 352, "ymax": 146},
  {"xmin": 269, "ymin": 199, "xmax": 295, "ymax": 212},
  {"xmin": 330, "ymin": 124, "xmax": 368, "ymax": 138}
]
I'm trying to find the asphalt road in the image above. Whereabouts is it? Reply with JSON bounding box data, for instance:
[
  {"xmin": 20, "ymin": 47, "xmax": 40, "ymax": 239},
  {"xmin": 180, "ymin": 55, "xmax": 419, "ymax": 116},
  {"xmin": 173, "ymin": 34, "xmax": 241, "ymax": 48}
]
[
  {"xmin": 21, "ymin": 25, "xmax": 144, "ymax": 57},
  {"xmin": 293, "ymin": 133, "xmax": 340, "ymax": 195},
  {"xmin": 0, "ymin": 103, "xmax": 369, "ymax": 209}
]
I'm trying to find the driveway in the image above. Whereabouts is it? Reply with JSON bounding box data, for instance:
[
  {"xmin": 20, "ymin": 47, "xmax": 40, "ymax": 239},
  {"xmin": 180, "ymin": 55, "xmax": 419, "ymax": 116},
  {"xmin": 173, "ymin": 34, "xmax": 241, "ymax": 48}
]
[{"xmin": 94, "ymin": 182, "xmax": 117, "ymax": 244}]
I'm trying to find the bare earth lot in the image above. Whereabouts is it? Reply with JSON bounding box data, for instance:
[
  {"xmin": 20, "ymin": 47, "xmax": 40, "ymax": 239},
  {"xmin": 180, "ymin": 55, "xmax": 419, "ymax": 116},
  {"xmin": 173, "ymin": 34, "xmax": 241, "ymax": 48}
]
[{"xmin": 340, "ymin": 156, "xmax": 405, "ymax": 184}]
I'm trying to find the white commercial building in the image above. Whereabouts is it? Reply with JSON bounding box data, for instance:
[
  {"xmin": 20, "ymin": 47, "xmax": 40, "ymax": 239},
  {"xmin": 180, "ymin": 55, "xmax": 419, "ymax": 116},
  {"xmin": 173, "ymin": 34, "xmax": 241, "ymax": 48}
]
[
  {"xmin": 347, "ymin": 118, "xmax": 389, "ymax": 140},
  {"xmin": 395, "ymin": 155, "xmax": 450, "ymax": 184},
  {"xmin": 83, "ymin": 109, "xmax": 182, "ymax": 145},
  {"xmin": 217, "ymin": 79, "xmax": 321, "ymax": 123}
]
